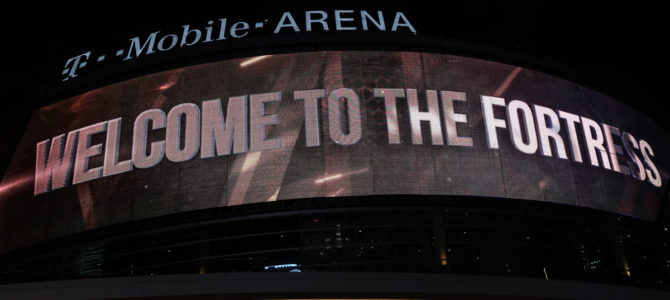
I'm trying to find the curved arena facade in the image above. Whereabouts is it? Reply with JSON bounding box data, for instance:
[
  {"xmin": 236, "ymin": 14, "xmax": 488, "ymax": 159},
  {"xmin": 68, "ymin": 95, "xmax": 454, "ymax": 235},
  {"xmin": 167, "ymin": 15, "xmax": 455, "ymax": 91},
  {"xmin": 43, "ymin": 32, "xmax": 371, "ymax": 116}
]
[{"xmin": 1, "ymin": 5, "xmax": 669, "ymax": 300}]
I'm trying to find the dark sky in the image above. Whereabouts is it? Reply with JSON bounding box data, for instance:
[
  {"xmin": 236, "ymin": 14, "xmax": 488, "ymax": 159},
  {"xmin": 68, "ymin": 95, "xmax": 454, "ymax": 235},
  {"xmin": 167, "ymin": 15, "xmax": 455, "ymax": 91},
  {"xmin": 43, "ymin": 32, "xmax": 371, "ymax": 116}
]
[{"xmin": 1, "ymin": 2, "xmax": 667, "ymax": 175}]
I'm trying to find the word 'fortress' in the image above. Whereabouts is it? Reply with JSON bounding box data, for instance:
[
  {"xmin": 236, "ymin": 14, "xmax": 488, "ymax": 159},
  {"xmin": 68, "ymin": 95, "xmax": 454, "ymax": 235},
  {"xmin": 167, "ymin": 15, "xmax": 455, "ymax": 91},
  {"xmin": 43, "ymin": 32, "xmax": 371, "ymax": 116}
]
[{"xmin": 34, "ymin": 88, "xmax": 662, "ymax": 195}]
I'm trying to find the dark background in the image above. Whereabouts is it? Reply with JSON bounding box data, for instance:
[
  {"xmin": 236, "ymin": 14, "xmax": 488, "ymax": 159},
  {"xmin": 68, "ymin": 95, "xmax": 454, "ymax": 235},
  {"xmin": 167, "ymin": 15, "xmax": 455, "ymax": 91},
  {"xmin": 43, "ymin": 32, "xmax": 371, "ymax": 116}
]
[
  {"xmin": 1, "ymin": 2, "xmax": 667, "ymax": 178},
  {"xmin": 1, "ymin": 3, "xmax": 670, "ymax": 293}
]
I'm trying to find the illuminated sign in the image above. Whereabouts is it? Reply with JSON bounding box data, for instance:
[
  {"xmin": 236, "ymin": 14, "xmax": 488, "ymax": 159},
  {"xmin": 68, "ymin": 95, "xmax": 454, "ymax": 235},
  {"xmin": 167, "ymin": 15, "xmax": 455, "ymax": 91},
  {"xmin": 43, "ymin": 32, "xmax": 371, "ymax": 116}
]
[
  {"xmin": 32, "ymin": 87, "xmax": 662, "ymax": 195},
  {"xmin": 61, "ymin": 10, "xmax": 417, "ymax": 81},
  {"xmin": 264, "ymin": 263, "xmax": 300, "ymax": 271},
  {"xmin": 2, "ymin": 51, "xmax": 668, "ymax": 254}
]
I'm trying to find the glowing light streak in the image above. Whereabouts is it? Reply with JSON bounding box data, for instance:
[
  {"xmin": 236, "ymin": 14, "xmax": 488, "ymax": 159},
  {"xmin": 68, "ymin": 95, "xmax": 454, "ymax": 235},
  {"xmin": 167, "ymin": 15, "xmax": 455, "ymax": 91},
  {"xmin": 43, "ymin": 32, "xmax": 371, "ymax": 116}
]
[
  {"xmin": 314, "ymin": 168, "xmax": 369, "ymax": 184},
  {"xmin": 0, "ymin": 174, "xmax": 33, "ymax": 195},
  {"xmin": 494, "ymin": 66, "xmax": 523, "ymax": 97},
  {"xmin": 328, "ymin": 187, "xmax": 345, "ymax": 197},
  {"xmin": 241, "ymin": 152, "xmax": 261, "ymax": 173},
  {"xmin": 240, "ymin": 55, "xmax": 271, "ymax": 67},
  {"xmin": 159, "ymin": 82, "xmax": 175, "ymax": 91},
  {"xmin": 315, "ymin": 173, "xmax": 343, "ymax": 184}
]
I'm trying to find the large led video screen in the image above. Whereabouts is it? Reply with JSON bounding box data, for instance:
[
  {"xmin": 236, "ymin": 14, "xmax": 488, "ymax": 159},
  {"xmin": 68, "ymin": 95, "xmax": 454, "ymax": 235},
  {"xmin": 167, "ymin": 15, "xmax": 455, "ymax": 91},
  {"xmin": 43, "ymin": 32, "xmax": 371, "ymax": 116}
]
[{"xmin": 1, "ymin": 51, "xmax": 668, "ymax": 253}]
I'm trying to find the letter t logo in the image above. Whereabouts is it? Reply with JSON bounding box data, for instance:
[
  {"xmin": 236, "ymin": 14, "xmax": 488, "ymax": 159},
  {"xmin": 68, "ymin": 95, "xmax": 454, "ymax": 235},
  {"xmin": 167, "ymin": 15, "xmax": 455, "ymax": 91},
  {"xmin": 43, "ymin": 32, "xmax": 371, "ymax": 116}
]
[{"xmin": 61, "ymin": 51, "xmax": 91, "ymax": 81}]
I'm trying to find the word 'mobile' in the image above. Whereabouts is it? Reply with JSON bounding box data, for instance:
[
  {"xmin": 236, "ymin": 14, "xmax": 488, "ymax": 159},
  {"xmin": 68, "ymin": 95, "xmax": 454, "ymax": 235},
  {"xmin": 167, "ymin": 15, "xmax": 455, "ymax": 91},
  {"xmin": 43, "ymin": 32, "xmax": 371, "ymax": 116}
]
[
  {"xmin": 61, "ymin": 10, "xmax": 416, "ymax": 81},
  {"xmin": 34, "ymin": 87, "xmax": 662, "ymax": 195}
]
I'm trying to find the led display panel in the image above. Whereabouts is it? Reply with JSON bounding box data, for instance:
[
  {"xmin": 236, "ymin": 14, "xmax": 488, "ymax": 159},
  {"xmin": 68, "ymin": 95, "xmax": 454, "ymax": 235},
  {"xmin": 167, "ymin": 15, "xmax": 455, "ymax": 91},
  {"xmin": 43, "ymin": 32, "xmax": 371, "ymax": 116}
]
[{"xmin": 1, "ymin": 51, "xmax": 668, "ymax": 253}]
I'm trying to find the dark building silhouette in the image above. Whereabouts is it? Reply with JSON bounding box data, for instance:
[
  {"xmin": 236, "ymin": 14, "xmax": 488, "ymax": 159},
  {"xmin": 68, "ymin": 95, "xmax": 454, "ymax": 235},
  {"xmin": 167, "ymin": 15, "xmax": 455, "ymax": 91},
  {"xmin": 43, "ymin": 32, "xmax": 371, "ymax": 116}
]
[{"xmin": 1, "ymin": 4, "xmax": 669, "ymax": 300}]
